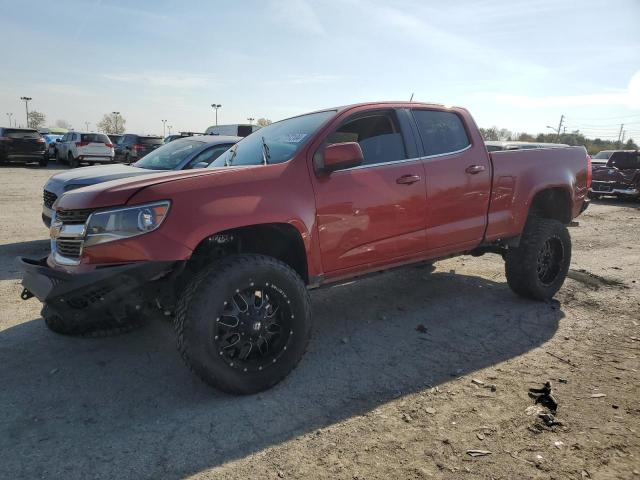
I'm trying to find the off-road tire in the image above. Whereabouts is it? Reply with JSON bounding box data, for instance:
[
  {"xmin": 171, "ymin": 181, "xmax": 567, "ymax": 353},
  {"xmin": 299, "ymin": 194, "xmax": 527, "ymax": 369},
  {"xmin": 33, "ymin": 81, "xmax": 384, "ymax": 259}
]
[
  {"xmin": 505, "ymin": 217, "xmax": 571, "ymax": 301},
  {"xmin": 42, "ymin": 305, "xmax": 146, "ymax": 338},
  {"xmin": 175, "ymin": 254, "xmax": 312, "ymax": 395}
]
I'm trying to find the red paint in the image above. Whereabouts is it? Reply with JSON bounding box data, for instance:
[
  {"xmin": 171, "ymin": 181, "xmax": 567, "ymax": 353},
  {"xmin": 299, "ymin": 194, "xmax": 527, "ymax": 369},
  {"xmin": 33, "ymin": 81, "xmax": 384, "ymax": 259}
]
[{"xmin": 53, "ymin": 102, "xmax": 589, "ymax": 284}]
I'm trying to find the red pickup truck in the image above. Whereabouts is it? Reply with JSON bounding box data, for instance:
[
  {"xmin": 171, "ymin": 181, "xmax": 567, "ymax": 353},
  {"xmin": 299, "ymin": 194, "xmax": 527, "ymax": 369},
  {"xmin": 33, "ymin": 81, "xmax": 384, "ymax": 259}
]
[{"xmin": 18, "ymin": 102, "xmax": 591, "ymax": 394}]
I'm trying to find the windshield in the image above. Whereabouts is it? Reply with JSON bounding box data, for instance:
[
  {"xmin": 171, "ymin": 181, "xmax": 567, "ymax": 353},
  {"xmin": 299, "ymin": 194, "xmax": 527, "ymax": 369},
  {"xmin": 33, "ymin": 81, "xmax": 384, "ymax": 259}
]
[
  {"xmin": 133, "ymin": 139, "xmax": 205, "ymax": 170},
  {"xmin": 593, "ymin": 151, "xmax": 614, "ymax": 159},
  {"xmin": 209, "ymin": 110, "xmax": 335, "ymax": 168}
]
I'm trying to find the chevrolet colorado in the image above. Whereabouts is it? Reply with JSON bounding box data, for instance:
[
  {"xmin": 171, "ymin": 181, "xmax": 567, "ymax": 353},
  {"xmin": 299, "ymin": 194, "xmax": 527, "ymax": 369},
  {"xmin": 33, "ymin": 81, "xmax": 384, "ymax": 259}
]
[{"xmin": 18, "ymin": 102, "xmax": 592, "ymax": 394}]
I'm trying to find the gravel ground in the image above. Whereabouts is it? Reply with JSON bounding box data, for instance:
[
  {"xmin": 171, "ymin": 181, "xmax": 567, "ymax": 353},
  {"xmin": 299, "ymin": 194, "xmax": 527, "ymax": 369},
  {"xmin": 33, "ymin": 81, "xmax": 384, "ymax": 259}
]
[{"xmin": 0, "ymin": 164, "xmax": 638, "ymax": 480}]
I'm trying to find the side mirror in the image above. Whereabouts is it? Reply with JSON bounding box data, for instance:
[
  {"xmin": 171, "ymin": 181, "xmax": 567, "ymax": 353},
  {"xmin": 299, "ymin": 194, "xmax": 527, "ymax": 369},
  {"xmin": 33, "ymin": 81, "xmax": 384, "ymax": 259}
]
[
  {"xmin": 315, "ymin": 142, "xmax": 363, "ymax": 174},
  {"xmin": 191, "ymin": 161, "xmax": 209, "ymax": 169}
]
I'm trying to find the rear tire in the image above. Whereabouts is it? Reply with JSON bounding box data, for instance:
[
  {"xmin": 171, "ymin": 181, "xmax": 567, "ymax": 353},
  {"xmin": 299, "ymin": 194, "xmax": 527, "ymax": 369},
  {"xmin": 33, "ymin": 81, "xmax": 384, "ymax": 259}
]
[
  {"xmin": 175, "ymin": 254, "xmax": 312, "ymax": 394},
  {"xmin": 505, "ymin": 217, "xmax": 571, "ymax": 301},
  {"xmin": 69, "ymin": 153, "xmax": 79, "ymax": 168}
]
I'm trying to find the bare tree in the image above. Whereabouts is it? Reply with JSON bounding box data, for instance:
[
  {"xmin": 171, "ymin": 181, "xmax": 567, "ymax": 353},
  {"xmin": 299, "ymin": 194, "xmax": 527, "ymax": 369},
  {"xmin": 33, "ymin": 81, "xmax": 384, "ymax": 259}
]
[
  {"xmin": 256, "ymin": 118, "xmax": 272, "ymax": 127},
  {"xmin": 55, "ymin": 119, "xmax": 72, "ymax": 129},
  {"xmin": 479, "ymin": 126, "xmax": 513, "ymax": 141},
  {"xmin": 27, "ymin": 111, "xmax": 46, "ymax": 129},
  {"xmin": 96, "ymin": 113, "xmax": 126, "ymax": 134}
]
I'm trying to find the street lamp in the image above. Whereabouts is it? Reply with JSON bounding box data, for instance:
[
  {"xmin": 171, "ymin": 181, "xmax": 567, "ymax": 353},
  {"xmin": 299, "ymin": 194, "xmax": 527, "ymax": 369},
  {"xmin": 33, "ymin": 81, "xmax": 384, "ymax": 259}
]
[
  {"xmin": 211, "ymin": 104, "xmax": 222, "ymax": 126},
  {"xmin": 247, "ymin": 117, "xmax": 255, "ymax": 125},
  {"xmin": 6, "ymin": 113, "xmax": 13, "ymax": 127},
  {"xmin": 161, "ymin": 119, "xmax": 167, "ymax": 137},
  {"xmin": 167, "ymin": 125, "xmax": 173, "ymax": 135},
  {"xmin": 20, "ymin": 96, "xmax": 32, "ymax": 128},
  {"xmin": 84, "ymin": 122, "xmax": 90, "ymax": 131},
  {"xmin": 112, "ymin": 111, "xmax": 120, "ymax": 134}
]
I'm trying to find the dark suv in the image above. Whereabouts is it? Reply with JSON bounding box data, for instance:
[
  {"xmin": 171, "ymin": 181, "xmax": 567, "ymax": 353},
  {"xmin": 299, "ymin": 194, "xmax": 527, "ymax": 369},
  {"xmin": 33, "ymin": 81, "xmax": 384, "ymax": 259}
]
[
  {"xmin": 0, "ymin": 127, "xmax": 47, "ymax": 166},
  {"xmin": 590, "ymin": 150, "xmax": 640, "ymax": 199},
  {"xmin": 114, "ymin": 134, "xmax": 163, "ymax": 163}
]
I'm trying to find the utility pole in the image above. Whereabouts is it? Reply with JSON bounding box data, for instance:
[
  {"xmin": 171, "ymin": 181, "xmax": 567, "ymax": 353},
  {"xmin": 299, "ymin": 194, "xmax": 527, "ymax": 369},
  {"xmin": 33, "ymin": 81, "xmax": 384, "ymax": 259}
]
[
  {"xmin": 20, "ymin": 96, "xmax": 32, "ymax": 128},
  {"xmin": 167, "ymin": 125, "xmax": 172, "ymax": 135},
  {"xmin": 617, "ymin": 124, "xmax": 624, "ymax": 147},
  {"xmin": 161, "ymin": 119, "xmax": 167, "ymax": 137},
  {"xmin": 6, "ymin": 112, "xmax": 13, "ymax": 127},
  {"xmin": 84, "ymin": 122, "xmax": 90, "ymax": 131},
  {"xmin": 621, "ymin": 130, "xmax": 626, "ymax": 146},
  {"xmin": 555, "ymin": 114, "xmax": 564, "ymax": 142},
  {"xmin": 247, "ymin": 117, "xmax": 255, "ymax": 125},
  {"xmin": 112, "ymin": 111, "xmax": 120, "ymax": 134},
  {"xmin": 211, "ymin": 104, "xmax": 222, "ymax": 126}
]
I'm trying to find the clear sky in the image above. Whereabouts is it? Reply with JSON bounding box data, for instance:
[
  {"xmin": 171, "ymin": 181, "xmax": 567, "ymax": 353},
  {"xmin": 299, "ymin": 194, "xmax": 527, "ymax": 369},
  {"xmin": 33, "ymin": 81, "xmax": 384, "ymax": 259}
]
[{"xmin": 1, "ymin": 0, "xmax": 639, "ymax": 140}]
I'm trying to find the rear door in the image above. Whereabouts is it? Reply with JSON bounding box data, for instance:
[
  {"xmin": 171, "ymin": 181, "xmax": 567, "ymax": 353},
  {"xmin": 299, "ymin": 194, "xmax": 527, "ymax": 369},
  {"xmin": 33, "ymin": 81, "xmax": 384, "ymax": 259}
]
[
  {"xmin": 411, "ymin": 108, "xmax": 491, "ymax": 253},
  {"xmin": 311, "ymin": 109, "xmax": 427, "ymax": 273},
  {"xmin": 79, "ymin": 133, "xmax": 111, "ymax": 157},
  {"xmin": 3, "ymin": 129, "xmax": 43, "ymax": 155}
]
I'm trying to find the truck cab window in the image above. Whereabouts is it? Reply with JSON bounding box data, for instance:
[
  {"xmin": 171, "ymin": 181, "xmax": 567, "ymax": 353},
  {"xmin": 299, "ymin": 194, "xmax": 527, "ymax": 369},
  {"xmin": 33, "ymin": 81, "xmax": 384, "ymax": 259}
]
[
  {"xmin": 412, "ymin": 110, "xmax": 470, "ymax": 156},
  {"xmin": 326, "ymin": 113, "xmax": 407, "ymax": 166}
]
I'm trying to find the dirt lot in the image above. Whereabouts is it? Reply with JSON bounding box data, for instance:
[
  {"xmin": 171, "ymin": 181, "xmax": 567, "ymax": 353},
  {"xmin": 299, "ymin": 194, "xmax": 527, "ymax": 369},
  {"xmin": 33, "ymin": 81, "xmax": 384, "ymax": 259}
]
[{"xmin": 0, "ymin": 164, "xmax": 638, "ymax": 480}]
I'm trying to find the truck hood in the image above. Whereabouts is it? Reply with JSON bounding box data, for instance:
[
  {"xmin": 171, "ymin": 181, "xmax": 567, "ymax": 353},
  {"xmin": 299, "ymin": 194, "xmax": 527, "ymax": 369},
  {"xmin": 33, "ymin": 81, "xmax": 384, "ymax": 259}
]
[
  {"xmin": 54, "ymin": 167, "xmax": 242, "ymax": 211},
  {"xmin": 44, "ymin": 164, "xmax": 164, "ymax": 198}
]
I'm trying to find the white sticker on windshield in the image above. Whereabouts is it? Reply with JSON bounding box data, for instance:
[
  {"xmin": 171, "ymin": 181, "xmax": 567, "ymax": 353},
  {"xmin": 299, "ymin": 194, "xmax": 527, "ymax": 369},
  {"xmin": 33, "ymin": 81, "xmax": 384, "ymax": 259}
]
[{"xmin": 277, "ymin": 133, "xmax": 308, "ymax": 143}]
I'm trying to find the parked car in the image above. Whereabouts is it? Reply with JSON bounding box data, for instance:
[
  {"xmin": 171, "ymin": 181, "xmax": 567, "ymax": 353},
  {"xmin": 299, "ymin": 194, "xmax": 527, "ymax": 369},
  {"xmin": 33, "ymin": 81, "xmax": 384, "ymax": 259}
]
[
  {"xmin": 107, "ymin": 134, "xmax": 123, "ymax": 146},
  {"xmin": 55, "ymin": 132, "xmax": 114, "ymax": 168},
  {"xmin": 164, "ymin": 132, "xmax": 204, "ymax": 143},
  {"xmin": 114, "ymin": 134, "xmax": 163, "ymax": 163},
  {"xmin": 0, "ymin": 127, "xmax": 47, "ymax": 166},
  {"xmin": 205, "ymin": 124, "xmax": 260, "ymax": 137},
  {"xmin": 42, "ymin": 134, "xmax": 64, "ymax": 161},
  {"xmin": 590, "ymin": 150, "xmax": 640, "ymax": 199},
  {"xmin": 18, "ymin": 101, "xmax": 591, "ymax": 394},
  {"xmin": 41, "ymin": 135, "xmax": 240, "ymax": 226},
  {"xmin": 485, "ymin": 141, "xmax": 569, "ymax": 151}
]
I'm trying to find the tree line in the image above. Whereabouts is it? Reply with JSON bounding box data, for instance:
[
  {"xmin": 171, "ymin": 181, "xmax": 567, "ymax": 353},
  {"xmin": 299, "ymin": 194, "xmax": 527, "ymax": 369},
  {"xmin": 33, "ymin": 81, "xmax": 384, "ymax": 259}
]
[{"xmin": 479, "ymin": 126, "xmax": 638, "ymax": 155}]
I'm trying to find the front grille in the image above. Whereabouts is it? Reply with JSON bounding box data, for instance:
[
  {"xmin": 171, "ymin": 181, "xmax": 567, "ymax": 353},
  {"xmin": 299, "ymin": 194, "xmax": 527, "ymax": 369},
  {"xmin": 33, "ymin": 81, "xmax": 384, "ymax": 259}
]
[
  {"xmin": 56, "ymin": 208, "xmax": 94, "ymax": 224},
  {"xmin": 56, "ymin": 239, "xmax": 83, "ymax": 258},
  {"xmin": 43, "ymin": 190, "xmax": 57, "ymax": 209},
  {"xmin": 591, "ymin": 182, "xmax": 613, "ymax": 192}
]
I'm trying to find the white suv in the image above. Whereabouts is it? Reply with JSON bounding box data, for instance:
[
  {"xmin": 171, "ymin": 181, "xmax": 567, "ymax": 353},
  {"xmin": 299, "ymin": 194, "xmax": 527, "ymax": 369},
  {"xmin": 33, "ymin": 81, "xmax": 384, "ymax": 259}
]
[{"xmin": 55, "ymin": 132, "xmax": 115, "ymax": 168}]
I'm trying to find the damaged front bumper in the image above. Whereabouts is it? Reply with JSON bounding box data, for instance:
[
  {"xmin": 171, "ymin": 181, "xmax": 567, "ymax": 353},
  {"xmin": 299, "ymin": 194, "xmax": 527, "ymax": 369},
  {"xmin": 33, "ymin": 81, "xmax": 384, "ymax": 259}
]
[{"xmin": 17, "ymin": 257, "xmax": 180, "ymax": 321}]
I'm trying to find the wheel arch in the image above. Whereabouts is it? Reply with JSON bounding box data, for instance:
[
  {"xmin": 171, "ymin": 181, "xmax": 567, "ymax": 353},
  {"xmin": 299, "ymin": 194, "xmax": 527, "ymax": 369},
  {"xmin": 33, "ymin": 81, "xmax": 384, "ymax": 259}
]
[
  {"xmin": 189, "ymin": 222, "xmax": 310, "ymax": 284},
  {"xmin": 527, "ymin": 186, "xmax": 573, "ymax": 224}
]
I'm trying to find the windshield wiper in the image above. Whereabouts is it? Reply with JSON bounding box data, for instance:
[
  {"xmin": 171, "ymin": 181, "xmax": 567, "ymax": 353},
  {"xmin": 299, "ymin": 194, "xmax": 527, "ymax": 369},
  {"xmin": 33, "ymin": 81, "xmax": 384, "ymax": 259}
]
[{"xmin": 261, "ymin": 136, "xmax": 271, "ymax": 165}]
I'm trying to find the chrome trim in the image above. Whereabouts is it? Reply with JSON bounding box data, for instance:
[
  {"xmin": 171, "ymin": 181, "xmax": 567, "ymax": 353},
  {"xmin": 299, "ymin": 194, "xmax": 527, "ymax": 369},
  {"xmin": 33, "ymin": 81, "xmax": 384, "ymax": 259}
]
[
  {"xmin": 52, "ymin": 250, "xmax": 81, "ymax": 266},
  {"xmin": 334, "ymin": 144, "xmax": 473, "ymax": 172}
]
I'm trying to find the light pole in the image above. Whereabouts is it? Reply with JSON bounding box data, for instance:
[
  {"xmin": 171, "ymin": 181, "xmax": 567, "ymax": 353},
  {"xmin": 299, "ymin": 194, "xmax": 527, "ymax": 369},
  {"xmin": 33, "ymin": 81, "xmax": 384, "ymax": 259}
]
[
  {"xmin": 112, "ymin": 111, "xmax": 120, "ymax": 134},
  {"xmin": 20, "ymin": 96, "xmax": 32, "ymax": 128},
  {"xmin": 247, "ymin": 117, "xmax": 255, "ymax": 125},
  {"xmin": 6, "ymin": 113, "xmax": 13, "ymax": 127},
  {"xmin": 167, "ymin": 125, "xmax": 173, "ymax": 135},
  {"xmin": 161, "ymin": 119, "xmax": 167, "ymax": 137},
  {"xmin": 211, "ymin": 104, "xmax": 222, "ymax": 126},
  {"xmin": 84, "ymin": 122, "xmax": 90, "ymax": 131}
]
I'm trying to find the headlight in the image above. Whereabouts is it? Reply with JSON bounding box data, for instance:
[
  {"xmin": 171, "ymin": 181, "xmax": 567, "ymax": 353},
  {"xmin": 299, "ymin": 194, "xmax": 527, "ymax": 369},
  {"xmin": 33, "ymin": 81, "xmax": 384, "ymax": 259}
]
[{"xmin": 84, "ymin": 201, "xmax": 170, "ymax": 246}]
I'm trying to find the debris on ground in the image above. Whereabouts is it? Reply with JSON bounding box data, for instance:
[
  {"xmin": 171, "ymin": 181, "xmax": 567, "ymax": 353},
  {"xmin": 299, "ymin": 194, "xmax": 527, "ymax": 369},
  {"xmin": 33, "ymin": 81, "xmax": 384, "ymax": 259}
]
[
  {"xmin": 529, "ymin": 381, "xmax": 558, "ymax": 412},
  {"xmin": 554, "ymin": 441, "xmax": 565, "ymax": 449},
  {"xmin": 466, "ymin": 449, "xmax": 492, "ymax": 457},
  {"xmin": 401, "ymin": 413, "xmax": 412, "ymax": 423},
  {"xmin": 590, "ymin": 393, "xmax": 607, "ymax": 398},
  {"xmin": 415, "ymin": 324, "xmax": 428, "ymax": 334},
  {"xmin": 538, "ymin": 413, "xmax": 563, "ymax": 427},
  {"xmin": 471, "ymin": 378, "xmax": 484, "ymax": 386},
  {"xmin": 425, "ymin": 407, "xmax": 436, "ymax": 415}
]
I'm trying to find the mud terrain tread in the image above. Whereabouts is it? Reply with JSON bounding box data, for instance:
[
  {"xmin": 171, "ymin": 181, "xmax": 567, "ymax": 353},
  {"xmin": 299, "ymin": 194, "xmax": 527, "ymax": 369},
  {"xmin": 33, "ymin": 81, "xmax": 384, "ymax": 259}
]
[
  {"xmin": 174, "ymin": 254, "xmax": 312, "ymax": 394},
  {"xmin": 505, "ymin": 217, "xmax": 571, "ymax": 301}
]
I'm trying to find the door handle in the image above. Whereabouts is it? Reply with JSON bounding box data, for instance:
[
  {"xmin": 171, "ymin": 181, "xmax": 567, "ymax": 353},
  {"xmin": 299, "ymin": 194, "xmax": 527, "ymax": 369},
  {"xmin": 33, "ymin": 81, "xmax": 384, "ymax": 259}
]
[
  {"xmin": 465, "ymin": 165, "xmax": 486, "ymax": 174},
  {"xmin": 396, "ymin": 174, "xmax": 421, "ymax": 185}
]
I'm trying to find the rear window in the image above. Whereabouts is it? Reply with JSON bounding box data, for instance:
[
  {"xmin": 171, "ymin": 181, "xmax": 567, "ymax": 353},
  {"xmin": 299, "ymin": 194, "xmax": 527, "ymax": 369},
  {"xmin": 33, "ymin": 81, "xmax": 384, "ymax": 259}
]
[
  {"xmin": 81, "ymin": 133, "xmax": 110, "ymax": 143},
  {"xmin": 4, "ymin": 129, "xmax": 41, "ymax": 139},
  {"xmin": 138, "ymin": 137, "xmax": 163, "ymax": 145},
  {"xmin": 412, "ymin": 110, "xmax": 470, "ymax": 156}
]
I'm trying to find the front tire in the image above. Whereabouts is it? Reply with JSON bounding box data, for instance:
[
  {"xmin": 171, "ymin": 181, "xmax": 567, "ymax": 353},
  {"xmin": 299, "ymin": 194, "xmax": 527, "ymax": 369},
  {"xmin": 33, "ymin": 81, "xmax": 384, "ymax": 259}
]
[
  {"xmin": 505, "ymin": 217, "xmax": 571, "ymax": 301},
  {"xmin": 69, "ymin": 153, "xmax": 79, "ymax": 168},
  {"xmin": 175, "ymin": 254, "xmax": 312, "ymax": 394}
]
